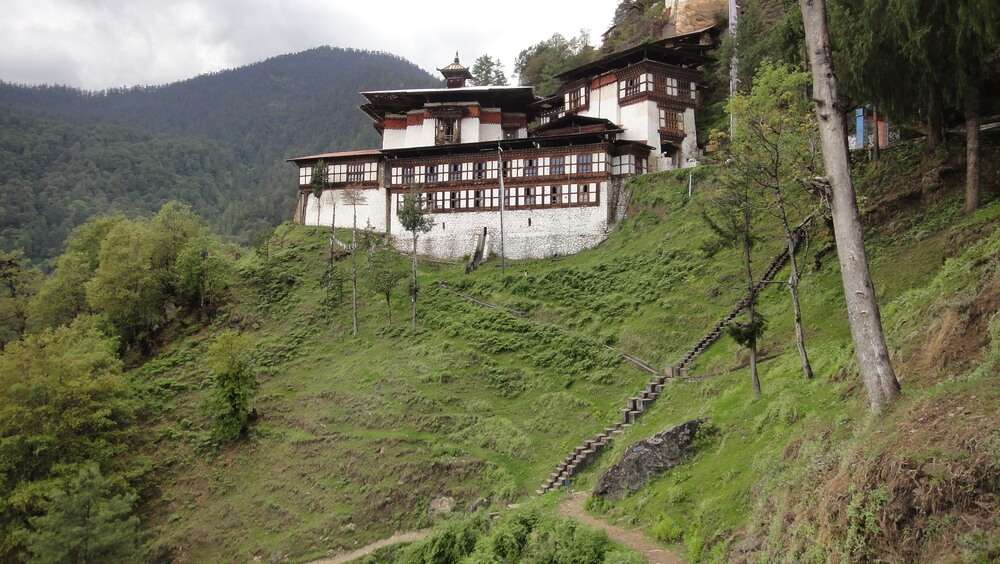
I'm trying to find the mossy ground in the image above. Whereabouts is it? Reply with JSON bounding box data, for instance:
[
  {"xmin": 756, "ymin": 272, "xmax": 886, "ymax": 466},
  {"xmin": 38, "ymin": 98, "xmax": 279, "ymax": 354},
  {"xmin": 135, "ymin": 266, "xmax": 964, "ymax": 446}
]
[{"xmin": 139, "ymin": 141, "xmax": 998, "ymax": 562}]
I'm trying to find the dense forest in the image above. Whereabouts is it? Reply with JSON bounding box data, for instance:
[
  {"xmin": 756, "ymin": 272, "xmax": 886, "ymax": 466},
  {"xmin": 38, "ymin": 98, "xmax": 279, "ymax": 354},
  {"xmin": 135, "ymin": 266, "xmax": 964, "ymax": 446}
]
[{"xmin": 0, "ymin": 47, "xmax": 440, "ymax": 264}]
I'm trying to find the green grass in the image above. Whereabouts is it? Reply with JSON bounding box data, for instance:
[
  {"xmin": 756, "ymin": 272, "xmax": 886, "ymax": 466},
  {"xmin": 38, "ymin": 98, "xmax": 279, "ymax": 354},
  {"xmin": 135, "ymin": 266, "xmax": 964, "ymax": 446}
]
[{"xmin": 137, "ymin": 143, "xmax": 999, "ymax": 562}]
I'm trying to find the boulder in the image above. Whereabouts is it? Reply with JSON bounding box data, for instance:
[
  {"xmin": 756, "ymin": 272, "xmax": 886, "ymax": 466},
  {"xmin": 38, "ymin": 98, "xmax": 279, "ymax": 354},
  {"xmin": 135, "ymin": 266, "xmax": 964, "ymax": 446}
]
[
  {"xmin": 428, "ymin": 496, "xmax": 456, "ymax": 519},
  {"xmin": 594, "ymin": 419, "xmax": 705, "ymax": 499}
]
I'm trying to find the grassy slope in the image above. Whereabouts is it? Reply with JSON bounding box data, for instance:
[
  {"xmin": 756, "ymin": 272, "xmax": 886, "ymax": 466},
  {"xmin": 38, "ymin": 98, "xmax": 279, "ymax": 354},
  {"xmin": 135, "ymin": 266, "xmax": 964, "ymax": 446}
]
[{"xmin": 139, "ymin": 142, "xmax": 998, "ymax": 562}]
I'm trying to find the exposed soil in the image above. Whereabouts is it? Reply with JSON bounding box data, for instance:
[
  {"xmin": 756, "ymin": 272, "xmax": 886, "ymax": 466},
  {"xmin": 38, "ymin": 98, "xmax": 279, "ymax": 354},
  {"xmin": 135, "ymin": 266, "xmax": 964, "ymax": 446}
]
[
  {"xmin": 558, "ymin": 492, "xmax": 685, "ymax": 564},
  {"xmin": 308, "ymin": 529, "xmax": 432, "ymax": 564}
]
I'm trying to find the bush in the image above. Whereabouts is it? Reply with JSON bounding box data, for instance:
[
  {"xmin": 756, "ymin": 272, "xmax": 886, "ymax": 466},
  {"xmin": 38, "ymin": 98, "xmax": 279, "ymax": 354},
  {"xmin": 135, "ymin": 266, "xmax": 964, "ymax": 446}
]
[{"xmin": 204, "ymin": 331, "xmax": 257, "ymax": 442}]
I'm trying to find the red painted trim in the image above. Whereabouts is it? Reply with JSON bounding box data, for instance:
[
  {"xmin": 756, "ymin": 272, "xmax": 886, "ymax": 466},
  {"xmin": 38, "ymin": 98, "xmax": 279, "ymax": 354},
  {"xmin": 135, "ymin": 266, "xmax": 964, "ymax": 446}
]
[
  {"xmin": 383, "ymin": 117, "xmax": 407, "ymax": 129},
  {"xmin": 591, "ymin": 73, "xmax": 617, "ymax": 89},
  {"xmin": 406, "ymin": 113, "xmax": 425, "ymax": 126},
  {"xmin": 480, "ymin": 110, "xmax": 502, "ymax": 124}
]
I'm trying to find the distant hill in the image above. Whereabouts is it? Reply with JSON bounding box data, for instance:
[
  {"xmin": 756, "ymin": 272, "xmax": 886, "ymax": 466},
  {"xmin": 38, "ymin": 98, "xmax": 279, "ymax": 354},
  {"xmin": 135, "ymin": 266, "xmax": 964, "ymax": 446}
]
[{"xmin": 0, "ymin": 47, "xmax": 441, "ymax": 263}]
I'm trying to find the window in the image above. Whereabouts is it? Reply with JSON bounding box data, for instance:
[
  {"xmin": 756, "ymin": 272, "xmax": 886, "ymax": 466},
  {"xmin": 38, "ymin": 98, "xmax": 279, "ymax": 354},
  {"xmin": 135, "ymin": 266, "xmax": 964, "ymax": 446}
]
[
  {"xmin": 659, "ymin": 108, "xmax": 683, "ymax": 132},
  {"xmin": 299, "ymin": 166, "xmax": 312, "ymax": 185},
  {"xmin": 503, "ymin": 159, "xmax": 513, "ymax": 178},
  {"xmin": 550, "ymin": 156, "xmax": 565, "ymax": 176},
  {"xmin": 689, "ymin": 81, "xmax": 697, "ymax": 100},
  {"xmin": 474, "ymin": 161, "xmax": 487, "ymax": 180},
  {"xmin": 621, "ymin": 76, "xmax": 640, "ymax": 98},
  {"xmin": 666, "ymin": 77, "xmax": 678, "ymax": 97},
  {"xmin": 565, "ymin": 85, "xmax": 587, "ymax": 111},
  {"xmin": 426, "ymin": 164, "xmax": 439, "ymax": 183},
  {"xmin": 450, "ymin": 162, "xmax": 462, "ymax": 182},
  {"xmin": 435, "ymin": 118, "xmax": 460, "ymax": 145},
  {"xmin": 619, "ymin": 73, "xmax": 652, "ymax": 100},
  {"xmin": 503, "ymin": 128, "xmax": 519, "ymax": 140},
  {"xmin": 577, "ymin": 154, "xmax": 593, "ymax": 174},
  {"xmin": 525, "ymin": 158, "xmax": 538, "ymax": 177},
  {"xmin": 402, "ymin": 166, "xmax": 415, "ymax": 184},
  {"xmin": 346, "ymin": 163, "xmax": 364, "ymax": 183}
]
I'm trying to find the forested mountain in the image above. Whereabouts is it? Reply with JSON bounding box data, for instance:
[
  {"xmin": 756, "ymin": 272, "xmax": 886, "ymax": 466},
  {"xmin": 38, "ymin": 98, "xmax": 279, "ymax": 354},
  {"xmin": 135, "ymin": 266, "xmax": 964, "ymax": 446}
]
[{"xmin": 0, "ymin": 47, "xmax": 441, "ymax": 264}]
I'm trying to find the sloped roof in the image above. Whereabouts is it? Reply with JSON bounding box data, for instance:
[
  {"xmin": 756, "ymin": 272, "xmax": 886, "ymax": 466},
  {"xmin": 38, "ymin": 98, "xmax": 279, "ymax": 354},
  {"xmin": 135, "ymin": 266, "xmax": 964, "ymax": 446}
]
[{"xmin": 286, "ymin": 149, "xmax": 381, "ymax": 163}]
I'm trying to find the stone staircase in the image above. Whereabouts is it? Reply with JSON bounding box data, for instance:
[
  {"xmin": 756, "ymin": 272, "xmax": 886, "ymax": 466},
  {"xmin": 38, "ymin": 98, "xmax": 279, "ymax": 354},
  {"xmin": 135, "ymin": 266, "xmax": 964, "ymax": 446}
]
[{"xmin": 537, "ymin": 217, "xmax": 814, "ymax": 494}]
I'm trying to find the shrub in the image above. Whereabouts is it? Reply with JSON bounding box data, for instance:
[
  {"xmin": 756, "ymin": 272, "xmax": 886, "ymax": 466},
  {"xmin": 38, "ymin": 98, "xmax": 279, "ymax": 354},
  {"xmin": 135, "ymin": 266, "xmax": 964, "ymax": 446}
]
[{"xmin": 204, "ymin": 331, "xmax": 257, "ymax": 442}]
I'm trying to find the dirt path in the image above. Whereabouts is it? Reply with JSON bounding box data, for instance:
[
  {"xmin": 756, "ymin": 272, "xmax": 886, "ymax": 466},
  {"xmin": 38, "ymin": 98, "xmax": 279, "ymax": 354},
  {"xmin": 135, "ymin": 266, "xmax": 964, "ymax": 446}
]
[
  {"xmin": 558, "ymin": 492, "xmax": 684, "ymax": 564},
  {"xmin": 308, "ymin": 529, "xmax": 431, "ymax": 564}
]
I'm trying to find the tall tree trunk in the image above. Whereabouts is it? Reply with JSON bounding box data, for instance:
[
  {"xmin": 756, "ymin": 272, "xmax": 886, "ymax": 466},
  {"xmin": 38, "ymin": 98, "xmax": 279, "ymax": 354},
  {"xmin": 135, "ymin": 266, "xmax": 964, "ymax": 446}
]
[
  {"xmin": 742, "ymin": 202, "xmax": 761, "ymax": 398},
  {"xmin": 799, "ymin": 0, "xmax": 900, "ymax": 413},
  {"xmin": 964, "ymin": 82, "xmax": 980, "ymax": 214},
  {"xmin": 872, "ymin": 105, "xmax": 880, "ymax": 160},
  {"xmin": 410, "ymin": 234, "xmax": 418, "ymax": 330},
  {"xmin": 351, "ymin": 206, "xmax": 358, "ymax": 336},
  {"xmin": 785, "ymin": 231, "xmax": 814, "ymax": 380},
  {"xmin": 386, "ymin": 294, "xmax": 392, "ymax": 327},
  {"xmin": 926, "ymin": 86, "xmax": 942, "ymax": 152}
]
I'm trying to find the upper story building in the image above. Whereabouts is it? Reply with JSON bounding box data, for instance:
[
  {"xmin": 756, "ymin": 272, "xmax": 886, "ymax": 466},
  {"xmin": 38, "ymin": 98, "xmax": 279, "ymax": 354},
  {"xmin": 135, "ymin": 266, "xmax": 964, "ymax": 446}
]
[{"xmin": 288, "ymin": 29, "xmax": 716, "ymax": 260}]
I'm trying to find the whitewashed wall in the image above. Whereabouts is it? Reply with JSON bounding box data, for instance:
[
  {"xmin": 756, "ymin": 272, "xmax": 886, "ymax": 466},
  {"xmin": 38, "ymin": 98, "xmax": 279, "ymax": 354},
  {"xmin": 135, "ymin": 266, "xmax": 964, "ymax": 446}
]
[
  {"xmin": 383, "ymin": 128, "xmax": 406, "ymax": 150},
  {"xmin": 580, "ymin": 82, "xmax": 620, "ymax": 123},
  {"xmin": 389, "ymin": 182, "xmax": 611, "ymax": 260},
  {"xmin": 303, "ymin": 188, "xmax": 387, "ymax": 231},
  {"xmin": 479, "ymin": 122, "xmax": 503, "ymax": 142},
  {"xmin": 460, "ymin": 117, "xmax": 481, "ymax": 143}
]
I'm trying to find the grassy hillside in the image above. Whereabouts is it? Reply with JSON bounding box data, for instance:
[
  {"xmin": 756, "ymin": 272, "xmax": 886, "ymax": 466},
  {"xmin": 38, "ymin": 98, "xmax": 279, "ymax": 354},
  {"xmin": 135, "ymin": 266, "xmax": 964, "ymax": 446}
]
[{"xmin": 137, "ymin": 141, "xmax": 998, "ymax": 562}]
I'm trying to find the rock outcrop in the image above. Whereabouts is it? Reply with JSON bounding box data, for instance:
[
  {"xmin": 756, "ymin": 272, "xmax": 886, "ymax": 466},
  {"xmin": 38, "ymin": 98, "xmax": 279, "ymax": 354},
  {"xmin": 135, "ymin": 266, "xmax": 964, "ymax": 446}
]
[
  {"xmin": 594, "ymin": 419, "xmax": 705, "ymax": 499},
  {"xmin": 662, "ymin": 0, "xmax": 729, "ymax": 36}
]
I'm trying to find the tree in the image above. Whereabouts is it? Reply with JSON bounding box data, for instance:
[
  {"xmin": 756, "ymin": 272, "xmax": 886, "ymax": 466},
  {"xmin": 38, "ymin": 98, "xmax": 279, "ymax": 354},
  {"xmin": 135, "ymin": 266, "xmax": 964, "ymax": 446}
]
[
  {"xmin": 205, "ymin": 330, "xmax": 257, "ymax": 442},
  {"xmin": 727, "ymin": 62, "xmax": 817, "ymax": 380},
  {"xmin": 310, "ymin": 160, "xmax": 329, "ymax": 226},
  {"xmin": 367, "ymin": 247, "xmax": 406, "ymax": 327},
  {"xmin": 799, "ymin": 0, "xmax": 900, "ymax": 412},
  {"xmin": 0, "ymin": 316, "xmax": 139, "ymax": 561},
  {"xmin": 703, "ymin": 163, "xmax": 764, "ymax": 397},
  {"xmin": 471, "ymin": 55, "xmax": 508, "ymax": 86},
  {"xmin": 84, "ymin": 219, "xmax": 164, "ymax": 350},
  {"xmin": 342, "ymin": 189, "xmax": 368, "ymax": 336},
  {"xmin": 175, "ymin": 235, "xmax": 232, "ymax": 316},
  {"xmin": 396, "ymin": 187, "xmax": 434, "ymax": 329},
  {"xmin": 514, "ymin": 32, "xmax": 597, "ymax": 96},
  {"xmin": 0, "ymin": 249, "xmax": 41, "ymax": 348},
  {"xmin": 22, "ymin": 464, "xmax": 141, "ymax": 564}
]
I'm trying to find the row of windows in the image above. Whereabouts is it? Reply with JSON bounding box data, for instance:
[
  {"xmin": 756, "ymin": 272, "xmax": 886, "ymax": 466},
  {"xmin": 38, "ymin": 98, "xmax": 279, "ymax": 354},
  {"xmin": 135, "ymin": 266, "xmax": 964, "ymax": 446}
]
[
  {"xmin": 611, "ymin": 154, "xmax": 647, "ymax": 176},
  {"xmin": 659, "ymin": 108, "xmax": 683, "ymax": 132},
  {"xmin": 390, "ymin": 153, "xmax": 608, "ymax": 185},
  {"xmin": 394, "ymin": 183, "xmax": 602, "ymax": 212},
  {"xmin": 298, "ymin": 162, "xmax": 379, "ymax": 185},
  {"xmin": 619, "ymin": 73, "xmax": 697, "ymax": 102}
]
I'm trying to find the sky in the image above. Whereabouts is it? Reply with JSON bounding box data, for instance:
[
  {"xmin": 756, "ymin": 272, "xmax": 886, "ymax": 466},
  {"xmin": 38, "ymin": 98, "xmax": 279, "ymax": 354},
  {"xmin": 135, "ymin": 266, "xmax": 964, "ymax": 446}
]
[{"xmin": 0, "ymin": 0, "xmax": 619, "ymax": 90}]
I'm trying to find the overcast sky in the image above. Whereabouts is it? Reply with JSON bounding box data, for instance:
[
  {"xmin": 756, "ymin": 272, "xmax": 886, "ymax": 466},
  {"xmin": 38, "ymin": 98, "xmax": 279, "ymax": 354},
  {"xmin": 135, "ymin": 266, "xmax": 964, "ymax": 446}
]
[{"xmin": 0, "ymin": 0, "xmax": 618, "ymax": 90}]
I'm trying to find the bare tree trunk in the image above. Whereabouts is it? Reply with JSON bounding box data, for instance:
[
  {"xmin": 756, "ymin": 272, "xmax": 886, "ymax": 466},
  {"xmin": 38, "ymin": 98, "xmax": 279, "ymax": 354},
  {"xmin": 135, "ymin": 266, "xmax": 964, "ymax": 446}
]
[
  {"xmin": 410, "ymin": 234, "xmax": 418, "ymax": 330},
  {"xmin": 742, "ymin": 202, "xmax": 761, "ymax": 398},
  {"xmin": 351, "ymin": 205, "xmax": 358, "ymax": 336},
  {"xmin": 786, "ymin": 233, "xmax": 814, "ymax": 380},
  {"xmin": 386, "ymin": 294, "xmax": 392, "ymax": 327},
  {"xmin": 799, "ymin": 0, "xmax": 900, "ymax": 413},
  {"xmin": 872, "ymin": 105, "xmax": 880, "ymax": 160},
  {"xmin": 926, "ymin": 86, "xmax": 942, "ymax": 152},
  {"xmin": 964, "ymin": 81, "xmax": 980, "ymax": 214}
]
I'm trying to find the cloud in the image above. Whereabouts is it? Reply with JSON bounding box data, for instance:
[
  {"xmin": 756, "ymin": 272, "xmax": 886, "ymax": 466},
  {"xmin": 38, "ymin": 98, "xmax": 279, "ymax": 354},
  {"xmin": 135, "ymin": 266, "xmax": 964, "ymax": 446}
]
[{"xmin": 0, "ymin": 0, "xmax": 617, "ymax": 90}]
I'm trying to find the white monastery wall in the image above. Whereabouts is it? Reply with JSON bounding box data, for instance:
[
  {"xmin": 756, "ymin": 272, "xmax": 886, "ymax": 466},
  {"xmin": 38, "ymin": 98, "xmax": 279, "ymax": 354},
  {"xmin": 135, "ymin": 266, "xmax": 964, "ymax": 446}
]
[
  {"xmin": 479, "ymin": 122, "xmax": 503, "ymax": 142},
  {"xmin": 460, "ymin": 117, "xmax": 480, "ymax": 143},
  {"xmin": 581, "ymin": 82, "xmax": 620, "ymax": 123},
  {"xmin": 388, "ymin": 183, "xmax": 612, "ymax": 260},
  {"xmin": 383, "ymin": 128, "xmax": 406, "ymax": 150},
  {"xmin": 303, "ymin": 188, "xmax": 387, "ymax": 231}
]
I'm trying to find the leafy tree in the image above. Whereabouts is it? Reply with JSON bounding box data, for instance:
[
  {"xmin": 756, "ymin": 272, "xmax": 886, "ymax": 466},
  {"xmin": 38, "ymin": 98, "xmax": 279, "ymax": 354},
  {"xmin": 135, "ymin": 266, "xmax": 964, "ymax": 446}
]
[
  {"xmin": 396, "ymin": 188, "xmax": 434, "ymax": 329},
  {"xmin": 727, "ymin": 62, "xmax": 817, "ymax": 380},
  {"xmin": 310, "ymin": 159, "xmax": 329, "ymax": 226},
  {"xmin": 471, "ymin": 55, "xmax": 508, "ymax": 86},
  {"xmin": 205, "ymin": 331, "xmax": 257, "ymax": 442},
  {"xmin": 26, "ymin": 216, "xmax": 125, "ymax": 332},
  {"xmin": 22, "ymin": 464, "xmax": 141, "ymax": 564},
  {"xmin": 0, "ymin": 250, "xmax": 41, "ymax": 348},
  {"xmin": 514, "ymin": 32, "xmax": 598, "ymax": 96},
  {"xmin": 84, "ymin": 219, "xmax": 164, "ymax": 350},
  {"xmin": 0, "ymin": 316, "xmax": 139, "ymax": 561},
  {"xmin": 175, "ymin": 235, "xmax": 232, "ymax": 315},
  {"xmin": 798, "ymin": 0, "xmax": 901, "ymax": 413},
  {"xmin": 367, "ymin": 247, "xmax": 406, "ymax": 327}
]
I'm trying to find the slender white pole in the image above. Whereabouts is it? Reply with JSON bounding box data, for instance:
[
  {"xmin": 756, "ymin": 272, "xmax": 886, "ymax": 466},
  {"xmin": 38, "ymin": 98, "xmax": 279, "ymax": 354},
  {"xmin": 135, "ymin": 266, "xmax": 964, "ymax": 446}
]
[{"xmin": 498, "ymin": 145, "xmax": 507, "ymax": 273}]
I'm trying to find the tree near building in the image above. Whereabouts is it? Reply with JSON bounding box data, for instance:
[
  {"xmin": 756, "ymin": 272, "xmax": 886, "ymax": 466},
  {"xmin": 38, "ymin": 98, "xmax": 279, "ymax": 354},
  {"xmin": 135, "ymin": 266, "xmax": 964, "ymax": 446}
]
[
  {"xmin": 205, "ymin": 331, "xmax": 257, "ymax": 442},
  {"xmin": 471, "ymin": 55, "xmax": 508, "ymax": 86},
  {"xmin": 798, "ymin": 0, "xmax": 900, "ymax": 413},
  {"xmin": 727, "ymin": 62, "xmax": 817, "ymax": 380},
  {"xmin": 396, "ymin": 187, "xmax": 434, "ymax": 329},
  {"xmin": 342, "ymin": 188, "xmax": 368, "ymax": 336},
  {"xmin": 367, "ymin": 246, "xmax": 407, "ymax": 327},
  {"xmin": 514, "ymin": 31, "xmax": 597, "ymax": 96},
  {"xmin": 310, "ymin": 159, "xmax": 329, "ymax": 225}
]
